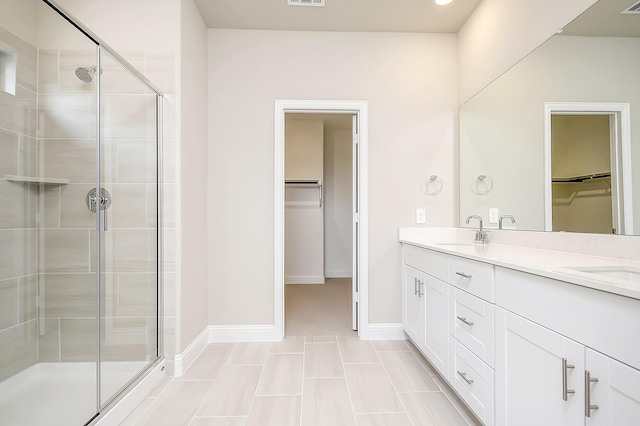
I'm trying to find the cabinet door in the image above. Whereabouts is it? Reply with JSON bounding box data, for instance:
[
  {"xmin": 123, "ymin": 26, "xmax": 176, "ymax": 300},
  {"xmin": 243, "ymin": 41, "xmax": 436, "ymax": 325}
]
[
  {"xmin": 402, "ymin": 265, "xmax": 424, "ymax": 347},
  {"xmin": 586, "ymin": 349, "xmax": 640, "ymax": 425},
  {"xmin": 495, "ymin": 308, "xmax": 584, "ymax": 426},
  {"xmin": 423, "ymin": 274, "xmax": 448, "ymax": 379}
]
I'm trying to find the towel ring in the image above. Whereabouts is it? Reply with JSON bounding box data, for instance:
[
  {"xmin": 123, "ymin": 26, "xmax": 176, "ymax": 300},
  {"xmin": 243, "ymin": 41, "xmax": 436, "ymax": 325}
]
[
  {"xmin": 472, "ymin": 175, "xmax": 493, "ymax": 195},
  {"xmin": 422, "ymin": 175, "xmax": 443, "ymax": 195}
]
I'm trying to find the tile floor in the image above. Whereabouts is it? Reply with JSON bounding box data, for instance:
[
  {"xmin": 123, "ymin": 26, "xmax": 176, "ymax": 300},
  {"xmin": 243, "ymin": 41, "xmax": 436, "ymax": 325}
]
[
  {"xmin": 123, "ymin": 281, "xmax": 480, "ymax": 425},
  {"xmin": 122, "ymin": 337, "xmax": 481, "ymax": 425}
]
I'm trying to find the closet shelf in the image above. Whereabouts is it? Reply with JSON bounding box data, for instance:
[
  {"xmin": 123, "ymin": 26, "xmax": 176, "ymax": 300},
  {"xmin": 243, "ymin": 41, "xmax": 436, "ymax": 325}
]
[
  {"xmin": 4, "ymin": 175, "xmax": 69, "ymax": 185},
  {"xmin": 552, "ymin": 172, "xmax": 611, "ymax": 183}
]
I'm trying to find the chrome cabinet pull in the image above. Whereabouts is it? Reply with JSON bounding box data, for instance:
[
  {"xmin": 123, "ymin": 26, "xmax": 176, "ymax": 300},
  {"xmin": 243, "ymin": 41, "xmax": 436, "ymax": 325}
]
[
  {"xmin": 418, "ymin": 280, "xmax": 424, "ymax": 298},
  {"xmin": 562, "ymin": 358, "xmax": 575, "ymax": 401},
  {"xmin": 455, "ymin": 272, "xmax": 472, "ymax": 279},
  {"xmin": 414, "ymin": 278, "xmax": 418, "ymax": 296},
  {"xmin": 457, "ymin": 370, "xmax": 474, "ymax": 385},
  {"xmin": 585, "ymin": 370, "xmax": 599, "ymax": 417},
  {"xmin": 456, "ymin": 316, "xmax": 474, "ymax": 326}
]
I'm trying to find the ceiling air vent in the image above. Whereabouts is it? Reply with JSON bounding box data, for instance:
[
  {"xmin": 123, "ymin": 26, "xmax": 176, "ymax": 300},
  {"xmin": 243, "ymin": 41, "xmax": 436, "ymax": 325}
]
[
  {"xmin": 621, "ymin": 0, "xmax": 640, "ymax": 14},
  {"xmin": 288, "ymin": 0, "xmax": 325, "ymax": 6}
]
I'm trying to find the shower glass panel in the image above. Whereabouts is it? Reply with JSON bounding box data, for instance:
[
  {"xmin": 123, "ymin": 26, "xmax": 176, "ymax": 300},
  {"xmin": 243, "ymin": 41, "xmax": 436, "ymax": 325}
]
[
  {"xmin": 97, "ymin": 49, "xmax": 159, "ymax": 407},
  {"xmin": 0, "ymin": 1, "xmax": 161, "ymax": 424}
]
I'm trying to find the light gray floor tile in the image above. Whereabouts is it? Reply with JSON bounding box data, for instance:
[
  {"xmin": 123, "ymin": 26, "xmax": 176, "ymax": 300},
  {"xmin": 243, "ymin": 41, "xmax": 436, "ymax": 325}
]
[
  {"xmin": 405, "ymin": 340, "xmax": 440, "ymax": 376},
  {"xmin": 270, "ymin": 336, "xmax": 305, "ymax": 353},
  {"xmin": 301, "ymin": 378, "xmax": 356, "ymax": 426},
  {"xmin": 344, "ymin": 364, "xmax": 403, "ymax": 413},
  {"xmin": 246, "ymin": 395, "xmax": 301, "ymax": 426},
  {"xmin": 378, "ymin": 351, "xmax": 439, "ymax": 392},
  {"xmin": 305, "ymin": 335, "xmax": 338, "ymax": 343},
  {"xmin": 399, "ymin": 392, "xmax": 470, "ymax": 426},
  {"xmin": 226, "ymin": 343, "xmax": 270, "ymax": 365},
  {"xmin": 120, "ymin": 397, "xmax": 154, "ymax": 426},
  {"xmin": 338, "ymin": 335, "xmax": 379, "ymax": 364},
  {"xmin": 355, "ymin": 412, "xmax": 413, "ymax": 426},
  {"xmin": 372, "ymin": 340, "xmax": 409, "ymax": 352},
  {"xmin": 197, "ymin": 366, "xmax": 263, "ymax": 417},
  {"xmin": 304, "ymin": 343, "xmax": 344, "ymax": 378},
  {"xmin": 189, "ymin": 418, "xmax": 246, "ymax": 426},
  {"xmin": 182, "ymin": 344, "xmax": 235, "ymax": 380},
  {"xmin": 135, "ymin": 380, "xmax": 213, "ymax": 426},
  {"xmin": 256, "ymin": 353, "xmax": 303, "ymax": 395}
]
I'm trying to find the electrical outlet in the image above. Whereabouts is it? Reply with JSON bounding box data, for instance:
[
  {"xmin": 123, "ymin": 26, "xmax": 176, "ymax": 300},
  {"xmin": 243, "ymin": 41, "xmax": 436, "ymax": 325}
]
[
  {"xmin": 489, "ymin": 208, "xmax": 499, "ymax": 224},
  {"xmin": 416, "ymin": 208, "xmax": 426, "ymax": 224}
]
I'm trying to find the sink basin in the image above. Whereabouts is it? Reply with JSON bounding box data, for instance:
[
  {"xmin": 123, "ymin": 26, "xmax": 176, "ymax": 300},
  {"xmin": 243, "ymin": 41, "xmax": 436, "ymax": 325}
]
[
  {"xmin": 434, "ymin": 242, "xmax": 476, "ymax": 247},
  {"xmin": 558, "ymin": 266, "xmax": 640, "ymax": 284}
]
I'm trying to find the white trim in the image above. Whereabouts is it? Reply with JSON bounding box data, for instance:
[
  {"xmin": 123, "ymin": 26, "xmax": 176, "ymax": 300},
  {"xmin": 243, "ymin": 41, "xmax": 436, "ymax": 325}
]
[
  {"xmin": 364, "ymin": 323, "xmax": 407, "ymax": 340},
  {"xmin": 172, "ymin": 327, "xmax": 209, "ymax": 377},
  {"xmin": 285, "ymin": 275, "xmax": 326, "ymax": 284},
  {"xmin": 275, "ymin": 99, "xmax": 369, "ymax": 339},
  {"xmin": 209, "ymin": 325, "xmax": 281, "ymax": 342},
  {"xmin": 94, "ymin": 361, "xmax": 166, "ymax": 426},
  {"xmin": 544, "ymin": 102, "xmax": 633, "ymax": 234}
]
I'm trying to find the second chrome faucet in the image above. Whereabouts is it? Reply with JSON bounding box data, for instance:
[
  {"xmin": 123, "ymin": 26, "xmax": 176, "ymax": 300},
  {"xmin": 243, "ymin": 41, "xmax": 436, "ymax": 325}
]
[{"xmin": 466, "ymin": 215, "xmax": 488, "ymax": 244}]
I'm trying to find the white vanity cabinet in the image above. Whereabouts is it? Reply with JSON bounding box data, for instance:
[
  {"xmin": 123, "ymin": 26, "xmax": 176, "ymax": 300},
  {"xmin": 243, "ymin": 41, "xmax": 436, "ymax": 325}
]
[{"xmin": 402, "ymin": 245, "xmax": 449, "ymax": 379}]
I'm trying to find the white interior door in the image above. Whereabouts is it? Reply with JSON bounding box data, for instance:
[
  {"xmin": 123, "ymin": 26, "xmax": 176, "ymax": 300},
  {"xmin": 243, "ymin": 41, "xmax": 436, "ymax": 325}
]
[{"xmin": 352, "ymin": 114, "xmax": 359, "ymax": 330}]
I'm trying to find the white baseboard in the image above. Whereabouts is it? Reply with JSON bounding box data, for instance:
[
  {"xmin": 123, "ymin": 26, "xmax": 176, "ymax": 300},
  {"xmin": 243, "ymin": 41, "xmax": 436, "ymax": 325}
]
[
  {"xmin": 325, "ymin": 271, "xmax": 352, "ymax": 278},
  {"xmin": 173, "ymin": 327, "xmax": 209, "ymax": 377},
  {"xmin": 362, "ymin": 323, "xmax": 407, "ymax": 340},
  {"xmin": 209, "ymin": 324, "xmax": 281, "ymax": 342},
  {"xmin": 285, "ymin": 275, "xmax": 325, "ymax": 284}
]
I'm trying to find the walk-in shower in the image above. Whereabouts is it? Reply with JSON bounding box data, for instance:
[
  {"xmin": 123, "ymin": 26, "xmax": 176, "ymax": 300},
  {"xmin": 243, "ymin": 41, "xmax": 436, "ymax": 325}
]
[{"xmin": 0, "ymin": 1, "xmax": 163, "ymax": 424}]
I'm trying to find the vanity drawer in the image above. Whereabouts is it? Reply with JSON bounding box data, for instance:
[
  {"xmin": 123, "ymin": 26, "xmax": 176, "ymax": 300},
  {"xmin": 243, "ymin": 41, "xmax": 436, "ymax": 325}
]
[
  {"xmin": 449, "ymin": 257, "xmax": 494, "ymax": 302},
  {"xmin": 450, "ymin": 337, "xmax": 495, "ymax": 426},
  {"xmin": 403, "ymin": 244, "xmax": 448, "ymax": 281},
  {"xmin": 450, "ymin": 287, "xmax": 495, "ymax": 367}
]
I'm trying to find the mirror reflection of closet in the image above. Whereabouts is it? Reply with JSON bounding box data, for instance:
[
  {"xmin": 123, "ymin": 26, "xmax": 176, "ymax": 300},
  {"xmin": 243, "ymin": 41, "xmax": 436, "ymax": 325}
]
[{"xmin": 551, "ymin": 114, "xmax": 613, "ymax": 234}]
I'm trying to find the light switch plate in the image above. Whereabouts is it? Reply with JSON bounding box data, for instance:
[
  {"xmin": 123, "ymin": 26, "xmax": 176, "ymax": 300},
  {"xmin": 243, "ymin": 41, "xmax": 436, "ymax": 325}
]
[
  {"xmin": 416, "ymin": 208, "xmax": 426, "ymax": 224},
  {"xmin": 489, "ymin": 208, "xmax": 499, "ymax": 224}
]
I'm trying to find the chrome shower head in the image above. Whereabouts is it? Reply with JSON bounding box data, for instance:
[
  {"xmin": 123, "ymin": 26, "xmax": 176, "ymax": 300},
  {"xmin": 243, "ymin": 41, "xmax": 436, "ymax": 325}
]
[{"xmin": 75, "ymin": 66, "xmax": 96, "ymax": 83}]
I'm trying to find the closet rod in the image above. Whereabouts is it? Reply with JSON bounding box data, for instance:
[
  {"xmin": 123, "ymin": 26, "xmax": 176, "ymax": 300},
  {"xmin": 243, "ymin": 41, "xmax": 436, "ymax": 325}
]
[{"xmin": 285, "ymin": 179, "xmax": 322, "ymax": 207}]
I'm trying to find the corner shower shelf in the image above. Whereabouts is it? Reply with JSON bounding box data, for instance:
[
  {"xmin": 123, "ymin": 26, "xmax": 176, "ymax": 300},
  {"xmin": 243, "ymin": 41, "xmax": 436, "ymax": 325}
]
[{"xmin": 4, "ymin": 175, "xmax": 69, "ymax": 185}]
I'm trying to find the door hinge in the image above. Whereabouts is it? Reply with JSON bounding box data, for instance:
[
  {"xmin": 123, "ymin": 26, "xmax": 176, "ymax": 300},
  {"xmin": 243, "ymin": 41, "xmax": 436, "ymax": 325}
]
[
  {"xmin": 353, "ymin": 212, "xmax": 359, "ymax": 223},
  {"xmin": 354, "ymin": 291, "xmax": 359, "ymax": 302},
  {"xmin": 353, "ymin": 134, "xmax": 359, "ymax": 145}
]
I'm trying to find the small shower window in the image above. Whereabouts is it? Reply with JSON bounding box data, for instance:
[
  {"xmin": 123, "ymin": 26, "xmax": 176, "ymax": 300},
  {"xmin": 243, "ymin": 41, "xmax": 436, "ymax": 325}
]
[{"xmin": 0, "ymin": 47, "xmax": 17, "ymax": 95}]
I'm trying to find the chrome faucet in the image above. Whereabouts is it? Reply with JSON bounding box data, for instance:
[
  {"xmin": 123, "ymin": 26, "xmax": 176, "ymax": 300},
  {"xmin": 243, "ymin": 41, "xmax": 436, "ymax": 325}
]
[
  {"xmin": 499, "ymin": 215, "xmax": 516, "ymax": 230},
  {"xmin": 466, "ymin": 215, "xmax": 488, "ymax": 244}
]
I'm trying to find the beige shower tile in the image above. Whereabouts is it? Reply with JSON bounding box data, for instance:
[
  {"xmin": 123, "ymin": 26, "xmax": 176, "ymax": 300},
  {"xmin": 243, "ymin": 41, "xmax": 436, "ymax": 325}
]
[
  {"xmin": 189, "ymin": 418, "xmax": 246, "ymax": 426},
  {"xmin": 0, "ymin": 83, "xmax": 37, "ymax": 137},
  {"xmin": 246, "ymin": 395, "xmax": 301, "ymax": 426},
  {"xmin": 344, "ymin": 364, "xmax": 403, "ymax": 414},
  {"xmin": 372, "ymin": 340, "xmax": 409, "ymax": 352},
  {"xmin": 41, "ymin": 273, "xmax": 96, "ymax": 318},
  {"xmin": 38, "ymin": 318, "xmax": 60, "ymax": 362},
  {"xmin": 197, "ymin": 365, "xmax": 262, "ymax": 417},
  {"xmin": 38, "ymin": 49, "xmax": 59, "ymax": 94},
  {"xmin": 58, "ymin": 50, "xmax": 97, "ymax": 95},
  {"xmin": 98, "ymin": 51, "xmax": 146, "ymax": 95},
  {"xmin": 0, "ymin": 229, "xmax": 37, "ymax": 280},
  {"xmin": 0, "ymin": 129, "xmax": 19, "ymax": 175},
  {"xmin": 163, "ymin": 272, "xmax": 176, "ymax": 316},
  {"xmin": 338, "ymin": 335, "xmax": 379, "ymax": 364},
  {"xmin": 18, "ymin": 274, "xmax": 37, "ymax": 322},
  {"xmin": 149, "ymin": 182, "xmax": 173, "ymax": 227},
  {"xmin": 91, "ymin": 229, "xmax": 157, "ymax": 273},
  {"xmin": 59, "ymin": 183, "xmax": 96, "ymax": 228},
  {"xmin": 42, "ymin": 186, "xmax": 61, "ymax": 228},
  {"xmin": 40, "ymin": 138, "xmax": 96, "ymax": 183},
  {"xmin": 136, "ymin": 379, "xmax": 213, "ymax": 426},
  {"xmin": 355, "ymin": 413, "xmax": 413, "ymax": 426},
  {"xmin": 115, "ymin": 272, "xmax": 157, "ymax": 317},
  {"xmin": 270, "ymin": 336, "xmax": 305, "ymax": 354},
  {"xmin": 304, "ymin": 343, "xmax": 344, "ymax": 378},
  {"xmin": 101, "ymin": 317, "xmax": 148, "ymax": 362},
  {"xmin": 0, "ymin": 179, "xmax": 37, "ymax": 229},
  {"xmin": 0, "ymin": 279, "xmax": 18, "ymax": 330},
  {"xmin": 60, "ymin": 318, "xmax": 97, "ymax": 361},
  {"xmin": 256, "ymin": 353, "xmax": 303, "ymax": 395},
  {"xmin": 182, "ymin": 344, "xmax": 235, "ymax": 380},
  {"xmin": 37, "ymin": 94, "xmax": 93, "ymax": 139},
  {"xmin": 0, "ymin": 27, "xmax": 36, "ymax": 91},
  {"xmin": 144, "ymin": 52, "xmax": 175, "ymax": 94},
  {"xmin": 118, "ymin": 139, "xmax": 157, "ymax": 183},
  {"xmin": 18, "ymin": 135, "xmax": 37, "ymax": 177},
  {"xmin": 112, "ymin": 184, "xmax": 147, "ymax": 228},
  {"xmin": 0, "ymin": 320, "xmax": 37, "ymax": 382},
  {"xmin": 399, "ymin": 392, "xmax": 470, "ymax": 426},
  {"xmin": 378, "ymin": 350, "xmax": 439, "ymax": 392},
  {"xmin": 41, "ymin": 229, "xmax": 91, "ymax": 273},
  {"xmin": 162, "ymin": 136, "xmax": 176, "ymax": 183},
  {"xmin": 301, "ymin": 378, "xmax": 356, "ymax": 426},
  {"xmin": 104, "ymin": 95, "xmax": 157, "ymax": 140},
  {"xmin": 226, "ymin": 342, "xmax": 270, "ymax": 365}
]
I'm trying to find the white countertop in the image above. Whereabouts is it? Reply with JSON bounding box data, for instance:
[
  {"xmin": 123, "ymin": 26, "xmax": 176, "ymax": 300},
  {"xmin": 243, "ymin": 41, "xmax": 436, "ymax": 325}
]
[{"xmin": 399, "ymin": 228, "xmax": 640, "ymax": 301}]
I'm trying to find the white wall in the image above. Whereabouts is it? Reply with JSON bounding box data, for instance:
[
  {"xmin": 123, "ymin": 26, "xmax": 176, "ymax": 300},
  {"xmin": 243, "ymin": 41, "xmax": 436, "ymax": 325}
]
[
  {"xmin": 457, "ymin": 0, "xmax": 597, "ymax": 104},
  {"xmin": 324, "ymin": 128, "xmax": 352, "ymax": 278},
  {"xmin": 207, "ymin": 30, "xmax": 458, "ymax": 326}
]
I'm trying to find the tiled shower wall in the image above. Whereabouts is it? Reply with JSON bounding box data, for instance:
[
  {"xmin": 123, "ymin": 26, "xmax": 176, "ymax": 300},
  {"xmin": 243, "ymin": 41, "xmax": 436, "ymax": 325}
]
[{"xmin": 0, "ymin": 27, "xmax": 39, "ymax": 383}]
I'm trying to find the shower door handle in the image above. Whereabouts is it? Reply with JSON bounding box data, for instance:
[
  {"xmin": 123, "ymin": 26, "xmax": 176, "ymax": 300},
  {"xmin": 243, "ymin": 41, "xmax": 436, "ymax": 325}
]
[{"xmin": 86, "ymin": 188, "xmax": 112, "ymax": 231}]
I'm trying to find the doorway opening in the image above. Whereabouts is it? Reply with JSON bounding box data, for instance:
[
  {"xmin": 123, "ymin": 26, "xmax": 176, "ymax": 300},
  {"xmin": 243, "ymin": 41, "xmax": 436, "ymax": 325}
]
[
  {"xmin": 544, "ymin": 102, "xmax": 633, "ymax": 235},
  {"xmin": 275, "ymin": 100, "xmax": 369, "ymax": 339}
]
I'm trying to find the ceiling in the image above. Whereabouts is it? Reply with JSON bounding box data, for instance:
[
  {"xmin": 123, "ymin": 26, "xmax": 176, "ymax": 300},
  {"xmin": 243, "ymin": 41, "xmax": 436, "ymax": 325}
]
[
  {"xmin": 561, "ymin": 0, "xmax": 640, "ymax": 37},
  {"xmin": 194, "ymin": 0, "xmax": 482, "ymax": 33}
]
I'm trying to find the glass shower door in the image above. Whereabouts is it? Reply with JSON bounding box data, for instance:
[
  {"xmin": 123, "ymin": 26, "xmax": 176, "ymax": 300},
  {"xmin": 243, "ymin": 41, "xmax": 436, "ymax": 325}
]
[{"xmin": 96, "ymin": 48, "xmax": 159, "ymax": 407}]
